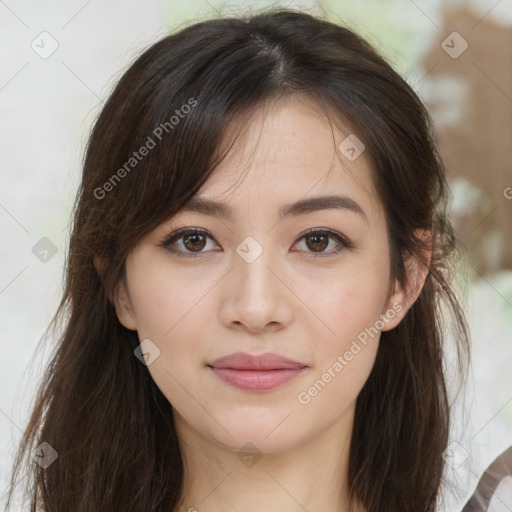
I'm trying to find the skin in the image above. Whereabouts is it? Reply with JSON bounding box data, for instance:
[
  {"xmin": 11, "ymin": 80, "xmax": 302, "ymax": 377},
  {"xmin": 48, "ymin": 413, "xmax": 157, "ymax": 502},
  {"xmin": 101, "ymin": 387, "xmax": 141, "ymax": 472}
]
[{"xmin": 112, "ymin": 94, "xmax": 429, "ymax": 512}]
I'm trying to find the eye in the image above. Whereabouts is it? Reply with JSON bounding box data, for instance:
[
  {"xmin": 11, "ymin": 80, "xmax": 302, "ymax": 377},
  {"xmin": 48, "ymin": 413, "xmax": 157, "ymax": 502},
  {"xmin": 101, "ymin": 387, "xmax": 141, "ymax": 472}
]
[
  {"xmin": 160, "ymin": 228, "xmax": 220, "ymax": 257},
  {"xmin": 292, "ymin": 228, "xmax": 353, "ymax": 256},
  {"xmin": 160, "ymin": 227, "xmax": 353, "ymax": 258}
]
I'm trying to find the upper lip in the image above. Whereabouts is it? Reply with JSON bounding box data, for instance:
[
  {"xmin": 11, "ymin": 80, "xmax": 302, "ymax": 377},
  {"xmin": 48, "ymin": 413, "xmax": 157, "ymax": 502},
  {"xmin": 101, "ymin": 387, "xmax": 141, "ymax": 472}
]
[{"xmin": 208, "ymin": 352, "xmax": 308, "ymax": 370}]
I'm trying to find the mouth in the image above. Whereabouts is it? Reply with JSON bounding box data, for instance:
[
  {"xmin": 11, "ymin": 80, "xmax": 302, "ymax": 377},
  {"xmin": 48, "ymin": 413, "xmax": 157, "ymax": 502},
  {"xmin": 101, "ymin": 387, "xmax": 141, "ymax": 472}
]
[
  {"xmin": 208, "ymin": 366, "xmax": 308, "ymax": 391},
  {"xmin": 207, "ymin": 352, "xmax": 309, "ymax": 391}
]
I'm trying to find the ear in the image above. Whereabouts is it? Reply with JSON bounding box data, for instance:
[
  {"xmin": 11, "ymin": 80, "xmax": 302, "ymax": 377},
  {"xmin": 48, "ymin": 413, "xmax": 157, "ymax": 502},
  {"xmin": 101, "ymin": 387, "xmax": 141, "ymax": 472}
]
[
  {"xmin": 111, "ymin": 277, "xmax": 138, "ymax": 331},
  {"xmin": 381, "ymin": 229, "xmax": 432, "ymax": 331},
  {"xmin": 93, "ymin": 255, "xmax": 108, "ymax": 283},
  {"xmin": 93, "ymin": 255, "xmax": 137, "ymax": 331}
]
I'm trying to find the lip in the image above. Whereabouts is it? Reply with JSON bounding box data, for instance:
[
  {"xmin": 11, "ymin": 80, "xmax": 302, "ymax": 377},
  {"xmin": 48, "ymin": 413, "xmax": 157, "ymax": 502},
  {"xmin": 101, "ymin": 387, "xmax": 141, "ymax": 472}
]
[
  {"xmin": 208, "ymin": 352, "xmax": 308, "ymax": 370},
  {"xmin": 207, "ymin": 352, "xmax": 309, "ymax": 391}
]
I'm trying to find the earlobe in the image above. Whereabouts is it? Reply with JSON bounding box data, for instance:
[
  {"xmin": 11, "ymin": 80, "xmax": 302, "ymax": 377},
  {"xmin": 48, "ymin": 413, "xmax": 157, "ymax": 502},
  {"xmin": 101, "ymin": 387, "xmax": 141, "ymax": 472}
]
[
  {"xmin": 93, "ymin": 255, "xmax": 137, "ymax": 330},
  {"xmin": 381, "ymin": 280, "xmax": 407, "ymax": 332},
  {"xmin": 93, "ymin": 255, "xmax": 108, "ymax": 284},
  {"xmin": 112, "ymin": 278, "xmax": 138, "ymax": 331},
  {"xmin": 381, "ymin": 229, "xmax": 432, "ymax": 332}
]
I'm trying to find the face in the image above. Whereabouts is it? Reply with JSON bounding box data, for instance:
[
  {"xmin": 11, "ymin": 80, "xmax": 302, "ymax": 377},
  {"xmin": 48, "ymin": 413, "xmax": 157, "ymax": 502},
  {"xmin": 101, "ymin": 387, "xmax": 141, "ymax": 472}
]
[{"xmin": 113, "ymin": 94, "xmax": 412, "ymax": 455}]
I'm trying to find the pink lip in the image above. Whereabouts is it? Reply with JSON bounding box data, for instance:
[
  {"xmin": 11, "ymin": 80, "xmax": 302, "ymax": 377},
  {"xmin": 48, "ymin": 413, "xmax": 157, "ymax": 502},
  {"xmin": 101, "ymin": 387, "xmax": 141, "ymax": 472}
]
[{"xmin": 208, "ymin": 352, "xmax": 308, "ymax": 391}]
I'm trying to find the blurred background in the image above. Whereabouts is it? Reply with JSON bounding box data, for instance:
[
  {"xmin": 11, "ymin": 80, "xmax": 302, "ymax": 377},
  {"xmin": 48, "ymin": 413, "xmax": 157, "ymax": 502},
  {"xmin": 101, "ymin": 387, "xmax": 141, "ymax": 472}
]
[{"xmin": 1, "ymin": 0, "xmax": 511, "ymax": 510}]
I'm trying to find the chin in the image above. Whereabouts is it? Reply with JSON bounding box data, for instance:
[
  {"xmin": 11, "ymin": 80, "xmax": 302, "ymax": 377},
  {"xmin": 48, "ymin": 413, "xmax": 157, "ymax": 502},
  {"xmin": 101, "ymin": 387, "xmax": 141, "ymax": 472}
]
[{"xmin": 206, "ymin": 413, "xmax": 311, "ymax": 454}]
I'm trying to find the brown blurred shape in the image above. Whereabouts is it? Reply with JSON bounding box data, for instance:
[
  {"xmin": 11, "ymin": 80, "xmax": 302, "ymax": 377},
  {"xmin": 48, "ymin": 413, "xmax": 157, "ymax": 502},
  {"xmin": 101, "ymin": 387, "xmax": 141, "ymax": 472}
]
[{"xmin": 421, "ymin": 4, "xmax": 512, "ymax": 273}]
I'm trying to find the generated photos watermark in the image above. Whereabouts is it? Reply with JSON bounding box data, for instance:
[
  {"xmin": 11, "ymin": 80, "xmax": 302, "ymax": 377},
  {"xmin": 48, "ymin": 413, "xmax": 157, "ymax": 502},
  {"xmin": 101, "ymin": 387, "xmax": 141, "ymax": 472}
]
[
  {"xmin": 297, "ymin": 302, "xmax": 403, "ymax": 405},
  {"xmin": 93, "ymin": 97, "xmax": 198, "ymax": 200}
]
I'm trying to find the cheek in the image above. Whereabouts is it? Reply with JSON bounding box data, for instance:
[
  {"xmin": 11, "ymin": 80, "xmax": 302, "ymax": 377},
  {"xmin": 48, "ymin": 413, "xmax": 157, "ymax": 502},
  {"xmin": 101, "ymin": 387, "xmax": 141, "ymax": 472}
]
[
  {"xmin": 294, "ymin": 254, "xmax": 390, "ymax": 394},
  {"xmin": 301, "ymin": 262, "xmax": 390, "ymax": 346},
  {"xmin": 293, "ymin": 275, "xmax": 385, "ymax": 418},
  {"xmin": 127, "ymin": 257, "xmax": 214, "ymax": 340},
  {"xmin": 127, "ymin": 260, "xmax": 210, "ymax": 409},
  {"xmin": 126, "ymin": 257, "xmax": 218, "ymax": 393}
]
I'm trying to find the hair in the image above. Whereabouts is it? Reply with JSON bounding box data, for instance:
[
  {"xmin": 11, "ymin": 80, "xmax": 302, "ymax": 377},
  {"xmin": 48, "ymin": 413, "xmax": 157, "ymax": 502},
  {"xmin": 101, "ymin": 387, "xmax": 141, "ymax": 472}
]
[{"xmin": 4, "ymin": 7, "xmax": 470, "ymax": 512}]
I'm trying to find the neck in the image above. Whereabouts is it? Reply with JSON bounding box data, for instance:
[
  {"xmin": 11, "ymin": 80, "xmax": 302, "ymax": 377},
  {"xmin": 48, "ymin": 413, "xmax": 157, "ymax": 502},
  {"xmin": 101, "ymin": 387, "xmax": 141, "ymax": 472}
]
[{"xmin": 173, "ymin": 405, "xmax": 364, "ymax": 512}]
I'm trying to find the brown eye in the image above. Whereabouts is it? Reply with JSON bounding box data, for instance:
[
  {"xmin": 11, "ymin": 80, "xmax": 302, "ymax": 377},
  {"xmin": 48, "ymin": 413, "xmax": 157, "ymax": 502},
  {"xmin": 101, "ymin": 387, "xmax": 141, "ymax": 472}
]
[
  {"xmin": 183, "ymin": 233, "xmax": 207, "ymax": 252},
  {"xmin": 161, "ymin": 228, "xmax": 220, "ymax": 257},
  {"xmin": 161, "ymin": 227, "xmax": 352, "ymax": 259},
  {"xmin": 294, "ymin": 229, "xmax": 352, "ymax": 256},
  {"xmin": 305, "ymin": 233, "xmax": 329, "ymax": 252}
]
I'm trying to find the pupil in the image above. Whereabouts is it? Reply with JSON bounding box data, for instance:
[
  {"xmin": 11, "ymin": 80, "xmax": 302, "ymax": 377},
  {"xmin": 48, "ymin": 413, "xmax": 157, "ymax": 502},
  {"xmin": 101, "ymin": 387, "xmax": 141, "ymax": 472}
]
[
  {"xmin": 184, "ymin": 234, "xmax": 205, "ymax": 251},
  {"xmin": 308, "ymin": 235, "xmax": 327, "ymax": 252}
]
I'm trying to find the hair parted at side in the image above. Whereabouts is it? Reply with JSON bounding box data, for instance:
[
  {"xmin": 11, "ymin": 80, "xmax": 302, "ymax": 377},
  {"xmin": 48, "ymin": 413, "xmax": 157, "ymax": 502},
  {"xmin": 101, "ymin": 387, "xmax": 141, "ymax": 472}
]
[{"xmin": 4, "ymin": 7, "xmax": 469, "ymax": 512}]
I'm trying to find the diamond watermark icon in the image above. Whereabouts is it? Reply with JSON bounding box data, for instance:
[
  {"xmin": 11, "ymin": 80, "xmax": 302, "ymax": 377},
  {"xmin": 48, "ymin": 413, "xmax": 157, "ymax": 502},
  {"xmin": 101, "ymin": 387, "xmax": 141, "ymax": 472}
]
[
  {"xmin": 31, "ymin": 442, "xmax": 58, "ymax": 469},
  {"xmin": 32, "ymin": 237, "xmax": 58, "ymax": 263},
  {"xmin": 134, "ymin": 338, "xmax": 161, "ymax": 366},
  {"xmin": 31, "ymin": 31, "xmax": 59, "ymax": 59},
  {"xmin": 237, "ymin": 442, "xmax": 262, "ymax": 468},
  {"xmin": 338, "ymin": 134, "xmax": 365, "ymax": 161},
  {"xmin": 236, "ymin": 236, "xmax": 263, "ymax": 264},
  {"xmin": 441, "ymin": 32, "xmax": 468, "ymax": 59},
  {"xmin": 442, "ymin": 441, "xmax": 469, "ymax": 469}
]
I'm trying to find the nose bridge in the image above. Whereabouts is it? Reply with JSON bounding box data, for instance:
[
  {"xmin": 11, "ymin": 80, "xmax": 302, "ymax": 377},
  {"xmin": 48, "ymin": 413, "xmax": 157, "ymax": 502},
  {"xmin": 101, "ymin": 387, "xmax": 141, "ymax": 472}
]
[
  {"xmin": 218, "ymin": 233, "xmax": 292, "ymax": 331},
  {"xmin": 234, "ymin": 234, "xmax": 276, "ymax": 298}
]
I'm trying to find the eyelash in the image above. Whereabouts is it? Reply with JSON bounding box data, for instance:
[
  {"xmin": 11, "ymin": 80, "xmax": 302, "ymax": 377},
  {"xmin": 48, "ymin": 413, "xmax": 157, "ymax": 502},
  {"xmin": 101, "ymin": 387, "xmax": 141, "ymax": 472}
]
[{"xmin": 160, "ymin": 227, "xmax": 353, "ymax": 258}]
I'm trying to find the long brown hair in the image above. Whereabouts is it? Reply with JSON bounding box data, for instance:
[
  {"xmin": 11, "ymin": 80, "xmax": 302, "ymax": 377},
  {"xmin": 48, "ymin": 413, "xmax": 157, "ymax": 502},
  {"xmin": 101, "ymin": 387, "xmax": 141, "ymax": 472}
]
[{"xmin": 4, "ymin": 8, "xmax": 469, "ymax": 512}]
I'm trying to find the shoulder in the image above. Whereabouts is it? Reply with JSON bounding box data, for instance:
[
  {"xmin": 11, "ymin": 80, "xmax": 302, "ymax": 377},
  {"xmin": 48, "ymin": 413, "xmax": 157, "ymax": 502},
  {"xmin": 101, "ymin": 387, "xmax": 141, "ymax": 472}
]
[{"xmin": 461, "ymin": 445, "xmax": 512, "ymax": 511}]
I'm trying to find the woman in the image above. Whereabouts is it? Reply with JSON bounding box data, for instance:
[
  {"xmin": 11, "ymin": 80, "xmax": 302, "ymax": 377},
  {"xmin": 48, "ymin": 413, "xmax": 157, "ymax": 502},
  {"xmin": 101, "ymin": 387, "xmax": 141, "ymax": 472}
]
[{"xmin": 4, "ymin": 8, "xmax": 470, "ymax": 512}]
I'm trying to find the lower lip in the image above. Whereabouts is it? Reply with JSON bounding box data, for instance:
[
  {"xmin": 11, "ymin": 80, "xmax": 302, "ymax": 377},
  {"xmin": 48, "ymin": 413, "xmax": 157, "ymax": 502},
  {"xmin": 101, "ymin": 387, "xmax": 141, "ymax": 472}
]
[{"xmin": 209, "ymin": 367, "xmax": 307, "ymax": 391}]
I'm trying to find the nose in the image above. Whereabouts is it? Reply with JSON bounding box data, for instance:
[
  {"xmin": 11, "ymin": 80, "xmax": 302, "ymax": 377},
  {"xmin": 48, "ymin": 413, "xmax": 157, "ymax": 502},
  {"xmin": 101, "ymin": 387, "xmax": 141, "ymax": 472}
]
[{"xmin": 217, "ymin": 244, "xmax": 294, "ymax": 334}]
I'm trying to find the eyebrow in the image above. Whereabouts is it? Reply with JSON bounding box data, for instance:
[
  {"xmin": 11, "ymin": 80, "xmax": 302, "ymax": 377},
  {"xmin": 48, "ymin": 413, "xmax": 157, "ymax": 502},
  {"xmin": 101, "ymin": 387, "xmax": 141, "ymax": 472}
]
[{"xmin": 180, "ymin": 194, "xmax": 368, "ymax": 223}]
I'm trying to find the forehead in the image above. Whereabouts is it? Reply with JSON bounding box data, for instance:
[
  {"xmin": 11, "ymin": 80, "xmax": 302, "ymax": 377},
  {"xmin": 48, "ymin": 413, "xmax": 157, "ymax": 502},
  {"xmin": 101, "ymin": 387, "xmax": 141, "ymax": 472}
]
[{"xmin": 194, "ymin": 94, "xmax": 383, "ymax": 227}]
